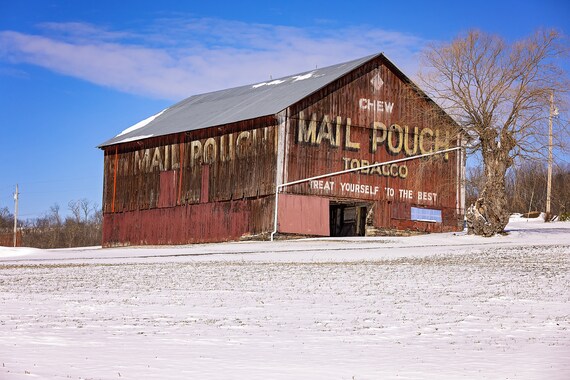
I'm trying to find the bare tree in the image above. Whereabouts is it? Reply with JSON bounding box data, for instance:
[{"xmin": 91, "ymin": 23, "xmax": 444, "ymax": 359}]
[
  {"xmin": 68, "ymin": 200, "xmax": 82, "ymax": 223},
  {"xmin": 420, "ymin": 29, "xmax": 569, "ymax": 236},
  {"xmin": 506, "ymin": 162, "xmax": 546, "ymax": 214},
  {"xmin": 0, "ymin": 207, "xmax": 13, "ymax": 230},
  {"xmin": 552, "ymin": 163, "xmax": 570, "ymax": 217},
  {"xmin": 80, "ymin": 199, "xmax": 90, "ymax": 222}
]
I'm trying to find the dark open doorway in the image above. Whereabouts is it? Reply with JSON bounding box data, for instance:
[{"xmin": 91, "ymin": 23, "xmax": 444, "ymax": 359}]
[{"xmin": 330, "ymin": 203, "xmax": 368, "ymax": 237}]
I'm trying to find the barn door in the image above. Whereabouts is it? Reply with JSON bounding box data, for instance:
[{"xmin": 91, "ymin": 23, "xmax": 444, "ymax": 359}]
[{"xmin": 330, "ymin": 204, "xmax": 367, "ymax": 237}]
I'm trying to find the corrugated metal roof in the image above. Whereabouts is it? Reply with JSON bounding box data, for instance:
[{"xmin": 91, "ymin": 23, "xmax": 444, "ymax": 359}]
[{"xmin": 99, "ymin": 53, "xmax": 381, "ymax": 147}]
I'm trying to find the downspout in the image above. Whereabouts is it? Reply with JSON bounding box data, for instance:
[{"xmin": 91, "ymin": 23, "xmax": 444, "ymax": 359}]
[
  {"xmin": 271, "ymin": 185, "xmax": 281, "ymax": 241},
  {"xmin": 271, "ymin": 109, "xmax": 288, "ymax": 241}
]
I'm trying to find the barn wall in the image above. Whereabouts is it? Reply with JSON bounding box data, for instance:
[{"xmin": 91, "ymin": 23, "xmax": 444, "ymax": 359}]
[
  {"xmin": 102, "ymin": 117, "xmax": 278, "ymax": 246},
  {"xmin": 283, "ymin": 57, "xmax": 463, "ymax": 233},
  {"xmin": 103, "ymin": 117, "xmax": 278, "ymax": 213},
  {"xmin": 103, "ymin": 196, "xmax": 274, "ymax": 246}
]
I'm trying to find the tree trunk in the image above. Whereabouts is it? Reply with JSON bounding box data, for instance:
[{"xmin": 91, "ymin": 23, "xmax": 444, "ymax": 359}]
[{"xmin": 466, "ymin": 155, "xmax": 511, "ymax": 236}]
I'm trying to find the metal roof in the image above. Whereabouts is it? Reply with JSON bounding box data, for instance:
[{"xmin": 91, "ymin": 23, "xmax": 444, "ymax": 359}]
[{"xmin": 99, "ymin": 53, "xmax": 382, "ymax": 147}]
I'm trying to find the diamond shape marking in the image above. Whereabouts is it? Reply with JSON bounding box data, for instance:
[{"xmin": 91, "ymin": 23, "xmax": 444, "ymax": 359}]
[{"xmin": 371, "ymin": 73, "xmax": 384, "ymax": 91}]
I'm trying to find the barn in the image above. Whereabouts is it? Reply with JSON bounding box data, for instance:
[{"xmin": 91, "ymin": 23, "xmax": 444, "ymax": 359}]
[{"xmin": 99, "ymin": 53, "xmax": 465, "ymax": 246}]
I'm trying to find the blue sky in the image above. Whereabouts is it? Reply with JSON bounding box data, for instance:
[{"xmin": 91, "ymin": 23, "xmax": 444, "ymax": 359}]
[{"xmin": 1, "ymin": 0, "xmax": 568, "ymax": 219}]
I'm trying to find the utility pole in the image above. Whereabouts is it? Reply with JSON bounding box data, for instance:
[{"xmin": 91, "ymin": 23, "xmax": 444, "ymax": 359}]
[
  {"xmin": 13, "ymin": 184, "xmax": 19, "ymax": 247},
  {"xmin": 546, "ymin": 91, "xmax": 558, "ymax": 222}
]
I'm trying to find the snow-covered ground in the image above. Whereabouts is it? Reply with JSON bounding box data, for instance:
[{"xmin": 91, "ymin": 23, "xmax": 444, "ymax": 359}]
[{"xmin": 1, "ymin": 217, "xmax": 569, "ymax": 379}]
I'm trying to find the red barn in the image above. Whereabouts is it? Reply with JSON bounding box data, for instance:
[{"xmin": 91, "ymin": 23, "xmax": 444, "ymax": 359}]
[{"xmin": 99, "ymin": 53, "xmax": 465, "ymax": 246}]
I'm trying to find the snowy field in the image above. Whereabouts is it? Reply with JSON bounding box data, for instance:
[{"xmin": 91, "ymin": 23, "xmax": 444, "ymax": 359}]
[{"xmin": 1, "ymin": 217, "xmax": 569, "ymax": 379}]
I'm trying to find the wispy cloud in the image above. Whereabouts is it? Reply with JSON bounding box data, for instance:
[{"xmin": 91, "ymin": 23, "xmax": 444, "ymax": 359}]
[{"xmin": 0, "ymin": 18, "xmax": 428, "ymax": 100}]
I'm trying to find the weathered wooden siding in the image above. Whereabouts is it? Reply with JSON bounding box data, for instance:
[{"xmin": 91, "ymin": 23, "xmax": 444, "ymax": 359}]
[
  {"xmin": 103, "ymin": 196, "xmax": 274, "ymax": 246},
  {"xmin": 283, "ymin": 56, "xmax": 463, "ymax": 232},
  {"xmin": 102, "ymin": 117, "xmax": 278, "ymax": 246},
  {"xmin": 103, "ymin": 118, "xmax": 277, "ymax": 212},
  {"xmin": 277, "ymin": 194, "xmax": 329, "ymax": 236}
]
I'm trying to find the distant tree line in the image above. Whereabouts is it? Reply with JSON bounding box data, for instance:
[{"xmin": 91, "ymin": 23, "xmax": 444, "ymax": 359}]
[
  {"xmin": 0, "ymin": 199, "xmax": 102, "ymax": 248},
  {"xmin": 1, "ymin": 165, "xmax": 568, "ymax": 248},
  {"xmin": 466, "ymin": 162, "xmax": 570, "ymax": 220}
]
